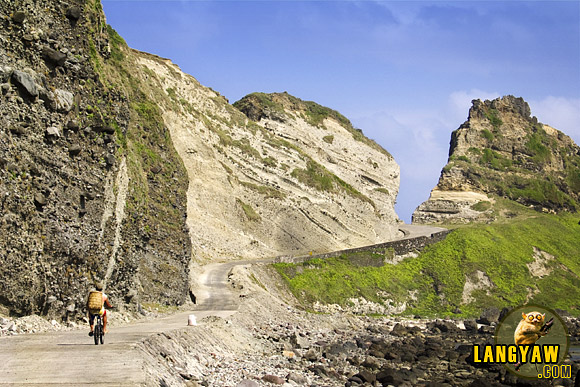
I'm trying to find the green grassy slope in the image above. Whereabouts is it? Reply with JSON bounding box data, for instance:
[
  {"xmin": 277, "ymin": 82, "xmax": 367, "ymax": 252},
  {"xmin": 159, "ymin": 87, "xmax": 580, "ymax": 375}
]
[{"xmin": 274, "ymin": 200, "xmax": 580, "ymax": 317}]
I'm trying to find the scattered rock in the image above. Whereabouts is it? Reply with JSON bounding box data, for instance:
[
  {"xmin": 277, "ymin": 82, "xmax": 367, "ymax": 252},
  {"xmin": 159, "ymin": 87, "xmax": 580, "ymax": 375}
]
[
  {"xmin": 50, "ymin": 89, "xmax": 74, "ymax": 112},
  {"xmin": 12, "ymin": 70, "xmax": 38, "ymax": 97},
  {"xmin": 34, "ymin": 193, "xmax": 47, "ymax": 207},
  {"xmin": 261, "ymin": 374, "xmax": 284, "ymax": 385},
  {"xmin": 9, "ymin": 125, "xmax": 26, "ymax": 136},
  {"xmin": 0, "ymin": 65, "xmax": 13, "ymax": 82},
  {"xmin": 46, "ymin": 126, "xmax": 61, "ymax": 137},
  {"xmin": 12, "ymin": 11, "xmax": 26, "ymax": 24},
  {"xmin": 390, "ymin": 322, "xmax": 408, "ymax": 336},
  {"xmin": 105, "ymin": 154, "xmax": 115, "ymax": 166},
  {"xmin": 68, "ymin": 144, "xmax": 81, "ymax": 156},
  {"xmin": 42, "ymin": 47, "xmax": 67, "ymax": 67},
  {"xmin": 66, "ymin": 120, "xmax": 80, "ymax": 131},
  {"xmin": 478, "ymin": 307, "xmax": 500, "ymax": 325},
  {"xmin": 463, "ymin": 319, "xmax": 478, "ymax": 332},
  {"xmin": 286, "ymin": 372, "xmax": 308, "ymax": 385}
]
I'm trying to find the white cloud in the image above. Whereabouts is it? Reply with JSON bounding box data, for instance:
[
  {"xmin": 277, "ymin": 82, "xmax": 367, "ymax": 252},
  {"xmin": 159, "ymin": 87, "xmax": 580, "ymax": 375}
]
[{"xmin": 528, "ymin": 96, "xmax": 580, "ymax": 143}]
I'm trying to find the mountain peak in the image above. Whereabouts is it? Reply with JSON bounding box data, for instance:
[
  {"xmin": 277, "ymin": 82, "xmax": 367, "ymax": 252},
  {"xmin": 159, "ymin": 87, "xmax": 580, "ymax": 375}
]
[{"xmin": 413, "ymin": 95, "xmax": 580, "ymax": 224}]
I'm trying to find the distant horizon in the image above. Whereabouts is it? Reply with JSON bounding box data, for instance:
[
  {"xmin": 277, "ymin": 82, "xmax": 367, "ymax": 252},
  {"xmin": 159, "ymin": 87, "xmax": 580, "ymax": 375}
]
[{"xmin": 102, "ymin": 0, "xmax": 580, "ymax": 222}]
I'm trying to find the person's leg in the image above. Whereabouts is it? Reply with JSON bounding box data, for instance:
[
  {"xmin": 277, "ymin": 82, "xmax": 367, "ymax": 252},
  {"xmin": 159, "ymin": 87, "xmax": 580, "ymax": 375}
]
[
  {"xmin": 103, "ymin": 310, "xmax": 108, "ymax": 333},
  {"xmin": 89, "ymin": 314, "xmax": 95, "ymax": 336}
]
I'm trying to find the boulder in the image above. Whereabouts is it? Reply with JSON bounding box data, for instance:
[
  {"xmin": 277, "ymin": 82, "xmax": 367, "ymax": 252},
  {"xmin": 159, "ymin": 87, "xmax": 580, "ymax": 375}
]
[
  {"xmin": 390, "ymin": 322, "xmax": 409, "ymax": 336},
  {"xmin": 12, "ymin": 70, "xmax": 38, "ymax": 97},
  {"xmin": 429, "ymin": 320, "xmax": 459, "ymax": 333},
  {"xmin": 50, "ymin": 89, "xmax": 74, "ymax": 112},
  {"xmin": 478, "ymin": 307, "xmax": 500, "ymax": 325},
  {"xmin": 66, "ymin": 6, "xmax": 81, "ymax": 20},
  {"xmin": 361, "ymin": 356, "xmax": 381, "ymax": 370},
  {"xmin": 68, "ymin": 144, "xmax": 81, "ymax": 156},
  {"xmin": 42, "ymin": 47, "xmax": 67, "ymax": 67},
  {"xmin": 355, "ymin": 370, "xmax": 376, "ymax": 383},
  {"xmin": 12, "ymin": 11, "xmax": 26, "ymax": 24}
]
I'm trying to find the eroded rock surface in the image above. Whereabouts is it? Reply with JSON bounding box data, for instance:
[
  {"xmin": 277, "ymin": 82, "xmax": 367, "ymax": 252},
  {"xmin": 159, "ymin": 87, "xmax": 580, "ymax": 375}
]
[{"xmin": 414, "ymin": 96, "xmax": 580, "ymax": 224}]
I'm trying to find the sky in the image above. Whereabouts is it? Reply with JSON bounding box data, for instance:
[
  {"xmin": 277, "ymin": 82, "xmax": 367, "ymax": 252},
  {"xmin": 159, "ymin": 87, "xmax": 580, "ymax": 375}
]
[{"xmin": 102, "ymin": 0, "xmax": 580, "ymax": 223}]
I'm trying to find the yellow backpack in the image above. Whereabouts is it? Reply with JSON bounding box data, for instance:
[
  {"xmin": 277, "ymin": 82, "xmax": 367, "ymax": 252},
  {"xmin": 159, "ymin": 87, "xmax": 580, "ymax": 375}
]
[{"xmin": 87, "ymin": 291, "xmax": 103, "ymax": 314}]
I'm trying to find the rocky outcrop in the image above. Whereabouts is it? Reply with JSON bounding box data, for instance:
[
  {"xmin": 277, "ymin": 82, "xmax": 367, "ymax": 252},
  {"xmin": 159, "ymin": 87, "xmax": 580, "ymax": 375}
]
[{"xmin": 413, "ymin": 95, "xmax": 580, "ymax": 224}]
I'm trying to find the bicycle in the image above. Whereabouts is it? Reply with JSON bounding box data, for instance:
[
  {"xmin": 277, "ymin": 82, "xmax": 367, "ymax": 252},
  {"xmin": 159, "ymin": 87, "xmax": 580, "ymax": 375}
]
[{"xmin": 93, "ymin": 314, "xmax": 104, "ymax": 345}]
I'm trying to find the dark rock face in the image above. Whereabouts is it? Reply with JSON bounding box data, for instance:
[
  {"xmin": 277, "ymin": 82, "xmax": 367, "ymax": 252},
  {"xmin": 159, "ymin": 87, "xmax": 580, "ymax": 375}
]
[{"xmin": 0, "ymin": 0, "xmax": 191, "ymax": 319}]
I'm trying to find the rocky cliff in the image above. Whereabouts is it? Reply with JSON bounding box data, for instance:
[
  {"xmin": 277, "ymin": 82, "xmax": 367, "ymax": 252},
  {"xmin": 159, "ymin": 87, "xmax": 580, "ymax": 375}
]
[
  {"xmin": 135, "ymin": 58, "xmax": 401, "ymax": 262},
  {"xmin": 413, "ymin": 95, "xmax": 580, "ymax": 224},
  {"xmin": 0, "ymin": 0, "xmax": 192, "ymax": 318},
  {"xmin": 0, "ymin": 0, "xmax": 400, "ymax": 319}
]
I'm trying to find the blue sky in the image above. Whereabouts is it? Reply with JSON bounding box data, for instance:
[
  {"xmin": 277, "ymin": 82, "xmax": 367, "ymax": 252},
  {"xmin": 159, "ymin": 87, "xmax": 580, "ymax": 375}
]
[{"xmin": 102, "ymin": 0, "xmax": 580, "ymax": 222}]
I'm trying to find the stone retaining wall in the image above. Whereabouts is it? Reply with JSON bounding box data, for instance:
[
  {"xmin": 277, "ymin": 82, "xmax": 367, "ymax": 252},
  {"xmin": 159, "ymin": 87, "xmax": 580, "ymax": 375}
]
[{"xmin": 274, "ymin": 230, "xmax": 451, "ymax": 264}]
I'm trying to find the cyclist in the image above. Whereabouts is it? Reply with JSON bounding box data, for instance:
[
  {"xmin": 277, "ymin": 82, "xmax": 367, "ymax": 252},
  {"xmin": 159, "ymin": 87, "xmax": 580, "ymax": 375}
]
[{"xmin": 87, "ymin": 282, "xmax": 112, "ymax": 336}]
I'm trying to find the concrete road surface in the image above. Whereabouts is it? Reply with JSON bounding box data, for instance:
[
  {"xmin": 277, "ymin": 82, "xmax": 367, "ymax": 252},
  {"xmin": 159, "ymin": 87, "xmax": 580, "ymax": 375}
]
[{"xmin": 0, "ymin": 264, "xmax": 237, "ymax": 386}]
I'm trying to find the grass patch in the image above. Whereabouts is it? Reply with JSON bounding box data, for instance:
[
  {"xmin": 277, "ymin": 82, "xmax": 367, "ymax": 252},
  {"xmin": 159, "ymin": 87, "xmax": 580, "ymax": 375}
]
[
  {"xmin": 525, "ymin": 130, "xmax": 551, "ymax": 164},
  {"xmin": 480, "ymin": 148, "xmax": 512, "ymax": 170},
  {"xmin": 240, "ymin": 181, "xmax": 285, "ymax": 199},
  {"xmin": 237, "ymin": 198, "xmax": 261, "ymax": 221},
  {"xmin": 234, "ymin": 92, "xmax": 392, "ymax": 158},
  {"xmin": 106, "ymin": 25, "xmax": 125, "ymax": 63},
  {"xmin": 291, "ymin": 160, "xmax": 335, "ymax": 192},
  {"xmin": 323, "ymin": 135, "xmax": 334, "ymax": 144},
  {"xmin": 291, "ymin": 159, "xmax": 374, "ymax": 207}
]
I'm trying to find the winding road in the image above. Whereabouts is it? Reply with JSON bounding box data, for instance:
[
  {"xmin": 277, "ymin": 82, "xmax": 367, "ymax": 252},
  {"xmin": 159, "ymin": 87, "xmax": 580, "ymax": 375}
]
[{"xmin": 0, "ymin": 224, "xmax": 444, "ymax": 385}]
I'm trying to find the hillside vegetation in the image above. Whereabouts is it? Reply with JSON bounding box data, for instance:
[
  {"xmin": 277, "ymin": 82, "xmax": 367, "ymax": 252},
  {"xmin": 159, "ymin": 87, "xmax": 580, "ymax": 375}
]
[{"xmin": 276, "ymin": 194, "xmax": 580, "ymax": 318}]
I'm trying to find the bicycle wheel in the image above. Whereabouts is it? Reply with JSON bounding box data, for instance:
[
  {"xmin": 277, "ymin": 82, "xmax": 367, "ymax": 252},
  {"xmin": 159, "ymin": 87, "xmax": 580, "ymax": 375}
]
[
  {"xmin": 99, "ymin": 324, "xmax": 104, "ymax": 344},
  {"xmin": 93, "ymin": 324, "xmax": 100, "ymax": 345}
]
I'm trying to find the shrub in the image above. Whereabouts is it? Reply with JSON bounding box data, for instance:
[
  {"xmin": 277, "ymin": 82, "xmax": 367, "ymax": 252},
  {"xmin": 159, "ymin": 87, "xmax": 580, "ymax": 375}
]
[
  {"xmin": 471, "ymin": 201, "xmax": 492, "ymax": 212},
  {"xmin": 485, "ymin": 109, "xmax": 503, "ymax": 130},
  {"xmin": 323, "ymin": 135, "xmax": 334, "ymax": 144},
  {"xmin": 525, "ymin": 131, "xmax": 551, "ymax": 164},
  {"xmin": 481, "ymin": 129, "xmax": 494, "ymax": 141}
]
